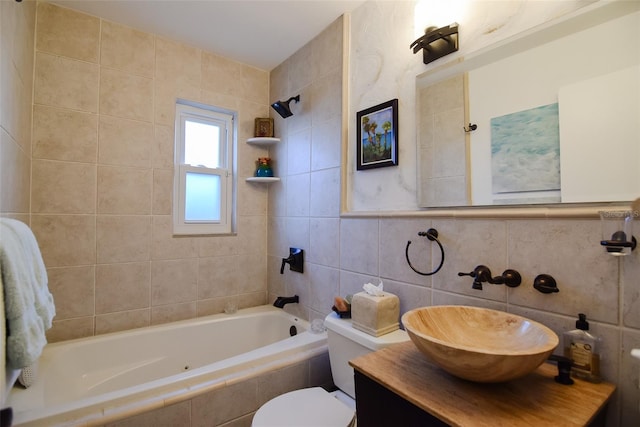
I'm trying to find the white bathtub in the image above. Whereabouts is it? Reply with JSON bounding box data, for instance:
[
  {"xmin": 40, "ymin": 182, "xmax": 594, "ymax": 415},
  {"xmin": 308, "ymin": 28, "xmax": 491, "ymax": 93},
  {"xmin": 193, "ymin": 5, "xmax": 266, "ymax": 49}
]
[{"xmin": 8, "ymin": 305, "xmax": 327, "ymax": 426}]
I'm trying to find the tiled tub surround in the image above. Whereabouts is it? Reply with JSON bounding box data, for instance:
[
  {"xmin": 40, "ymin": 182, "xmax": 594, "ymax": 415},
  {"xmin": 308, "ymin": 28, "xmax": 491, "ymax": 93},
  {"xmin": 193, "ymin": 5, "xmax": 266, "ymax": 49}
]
[
  {"xmin": 9, "ymin": 306, "xmax": 331, "ymax": 426},
  {"xmin": 29, "ymin": 2, "xmax": 271, "ymax": 341}
]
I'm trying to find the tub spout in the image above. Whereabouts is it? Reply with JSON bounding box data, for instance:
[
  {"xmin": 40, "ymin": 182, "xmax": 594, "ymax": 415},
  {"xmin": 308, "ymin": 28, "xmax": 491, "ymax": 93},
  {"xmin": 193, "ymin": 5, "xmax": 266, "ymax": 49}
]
[{"xmin": 273, "ymin": 295, "xmax": 299, "ymax": 308}]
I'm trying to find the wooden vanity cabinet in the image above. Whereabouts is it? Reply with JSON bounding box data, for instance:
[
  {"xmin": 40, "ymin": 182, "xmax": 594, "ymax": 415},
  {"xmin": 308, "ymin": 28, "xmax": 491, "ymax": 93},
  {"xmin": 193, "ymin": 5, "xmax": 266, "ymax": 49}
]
[{"xmin": 350, "ymin": 342, "xmax": 616, "ymax": 427}]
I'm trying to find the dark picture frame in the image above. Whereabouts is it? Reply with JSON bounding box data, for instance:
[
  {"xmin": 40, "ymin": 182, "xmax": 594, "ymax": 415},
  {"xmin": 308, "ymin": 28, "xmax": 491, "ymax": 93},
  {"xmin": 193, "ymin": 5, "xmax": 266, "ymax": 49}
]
[
  {"xmin": 356, "ymin": 99, "xmax": 398, "ymax": 170},
  {"xmin": 254, "ymin": 118, "xmax": 274, "ymax": 137}
]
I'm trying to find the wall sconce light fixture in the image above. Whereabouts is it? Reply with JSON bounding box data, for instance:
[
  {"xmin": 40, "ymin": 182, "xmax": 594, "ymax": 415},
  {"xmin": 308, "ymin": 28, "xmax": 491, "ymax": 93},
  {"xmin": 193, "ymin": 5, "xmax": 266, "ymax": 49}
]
[
  {"xmin": 599, "ymin": 210, "xmax": 637, "ymax": 256},
  {"xmin": 271, "ymin": 95, "xmax": 300, "ymax": 119},
  {"xmin": 410, "ymin": 23, "xmax": 459, "ymax": 65}
]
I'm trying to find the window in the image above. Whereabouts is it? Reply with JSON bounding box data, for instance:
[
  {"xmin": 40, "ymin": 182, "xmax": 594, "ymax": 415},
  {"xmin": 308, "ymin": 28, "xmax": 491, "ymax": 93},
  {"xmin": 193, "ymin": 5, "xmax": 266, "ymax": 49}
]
[{"xmin": 173, "ymin": 101, "xmax": 236, "ymax": 235}]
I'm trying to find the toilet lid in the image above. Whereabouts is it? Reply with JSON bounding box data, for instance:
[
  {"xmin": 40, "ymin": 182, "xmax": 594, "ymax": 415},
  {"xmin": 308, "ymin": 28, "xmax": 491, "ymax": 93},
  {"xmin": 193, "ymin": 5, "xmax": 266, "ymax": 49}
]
[{"xmin": 252, "ymin": 387, "xmax": 355, "ymax": 427}]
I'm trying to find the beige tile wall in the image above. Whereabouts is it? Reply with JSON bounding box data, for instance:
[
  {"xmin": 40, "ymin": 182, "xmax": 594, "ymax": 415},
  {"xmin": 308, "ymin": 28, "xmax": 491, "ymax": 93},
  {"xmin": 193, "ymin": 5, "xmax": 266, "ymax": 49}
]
[
  {"xmin": 31, "ymin": 2, "xmax": 271, "ymax": 341},
  {"xmin": 0, "ymin": 0, "xmax": 35, "ymax": 220},
  {"xmin": 267, "ymin": 18, "xmax": 345, "ymax": 326}
]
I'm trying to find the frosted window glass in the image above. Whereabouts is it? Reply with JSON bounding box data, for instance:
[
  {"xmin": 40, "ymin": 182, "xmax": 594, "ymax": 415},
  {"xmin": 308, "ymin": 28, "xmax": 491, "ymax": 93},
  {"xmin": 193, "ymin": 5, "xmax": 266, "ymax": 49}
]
[
  {"xmin": 184, "ymin": 120, "xmax": 220, "ymax": 168},
  {"xmin": 185, "ymin": 172, "xmax": 221, "ymax": 221},
  {"xmin": 173, "ymin": 101, "xmax": 234, "ymax": 235}
]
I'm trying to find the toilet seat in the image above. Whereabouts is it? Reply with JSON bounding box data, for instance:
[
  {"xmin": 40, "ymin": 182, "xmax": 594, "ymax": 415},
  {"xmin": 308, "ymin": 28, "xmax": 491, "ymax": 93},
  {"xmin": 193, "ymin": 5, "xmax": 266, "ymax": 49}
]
[{"xmin": 252, "ymin": 387, "xmax": 355, "ymax": 427}]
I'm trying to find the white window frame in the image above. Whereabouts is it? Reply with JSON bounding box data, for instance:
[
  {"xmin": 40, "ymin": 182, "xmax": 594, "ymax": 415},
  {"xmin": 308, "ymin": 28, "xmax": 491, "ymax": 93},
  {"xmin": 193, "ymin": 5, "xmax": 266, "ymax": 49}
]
[{"xmin": 173, "ymin": 100, "xmax": 236, "ymax": 235}]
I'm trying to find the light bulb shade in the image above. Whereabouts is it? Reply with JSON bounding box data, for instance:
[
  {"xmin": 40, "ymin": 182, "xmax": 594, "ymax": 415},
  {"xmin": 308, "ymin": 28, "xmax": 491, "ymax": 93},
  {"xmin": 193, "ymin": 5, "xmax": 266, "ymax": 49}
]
[{"xmin": 600, "ymin": 210, "xmax": 636, "ymax": 256}]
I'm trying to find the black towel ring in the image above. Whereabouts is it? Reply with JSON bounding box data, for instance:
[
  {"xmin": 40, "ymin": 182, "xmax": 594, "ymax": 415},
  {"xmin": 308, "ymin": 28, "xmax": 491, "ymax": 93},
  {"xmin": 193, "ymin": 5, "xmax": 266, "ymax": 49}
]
[{"xmin": 405, "ymin": 228, "xmax": 445, "ymax": 276}]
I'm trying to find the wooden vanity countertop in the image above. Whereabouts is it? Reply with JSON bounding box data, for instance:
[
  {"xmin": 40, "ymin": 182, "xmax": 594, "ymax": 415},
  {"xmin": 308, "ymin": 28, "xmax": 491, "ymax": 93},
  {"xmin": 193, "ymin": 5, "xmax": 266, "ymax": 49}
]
[{"xmin": 349, "ymin": 341, "xmax": 616, "ymax": 427}]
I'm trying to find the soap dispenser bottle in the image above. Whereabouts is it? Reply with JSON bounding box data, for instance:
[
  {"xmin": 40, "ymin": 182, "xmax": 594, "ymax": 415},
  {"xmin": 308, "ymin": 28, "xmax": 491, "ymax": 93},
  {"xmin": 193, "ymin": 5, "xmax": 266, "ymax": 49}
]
[{"xmin": 563, "ymin": 313, "xmax": 601, "ymax": 383}]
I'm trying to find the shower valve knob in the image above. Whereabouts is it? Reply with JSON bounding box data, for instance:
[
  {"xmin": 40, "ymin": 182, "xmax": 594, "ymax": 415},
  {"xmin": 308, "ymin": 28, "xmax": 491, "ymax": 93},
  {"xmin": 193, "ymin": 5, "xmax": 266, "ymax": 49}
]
[{"xmin": 280, "ymin": 248, "xmax": 304, "ymax": 274}]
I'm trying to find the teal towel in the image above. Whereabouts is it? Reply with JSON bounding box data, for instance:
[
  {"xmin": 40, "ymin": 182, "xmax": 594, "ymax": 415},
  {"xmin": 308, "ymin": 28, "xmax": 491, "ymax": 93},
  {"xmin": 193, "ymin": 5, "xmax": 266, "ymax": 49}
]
[{"xmin": 0, "ymin": 218, "xmax": 55, "ymax": 369}]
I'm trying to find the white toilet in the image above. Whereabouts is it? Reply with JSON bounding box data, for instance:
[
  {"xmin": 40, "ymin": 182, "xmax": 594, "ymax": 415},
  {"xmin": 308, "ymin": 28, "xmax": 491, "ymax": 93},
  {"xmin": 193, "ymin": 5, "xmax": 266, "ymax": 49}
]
[{"xmin": 252, "ymin": 311, "xmax": 409, "ymax": 427}]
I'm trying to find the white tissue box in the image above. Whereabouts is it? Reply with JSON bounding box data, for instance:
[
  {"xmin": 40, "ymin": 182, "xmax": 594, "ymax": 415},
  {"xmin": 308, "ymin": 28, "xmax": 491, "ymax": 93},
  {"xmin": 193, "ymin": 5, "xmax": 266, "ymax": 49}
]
[{"xmin": 351, "ymin": 291, "xmax": 399, "ymax": 337}]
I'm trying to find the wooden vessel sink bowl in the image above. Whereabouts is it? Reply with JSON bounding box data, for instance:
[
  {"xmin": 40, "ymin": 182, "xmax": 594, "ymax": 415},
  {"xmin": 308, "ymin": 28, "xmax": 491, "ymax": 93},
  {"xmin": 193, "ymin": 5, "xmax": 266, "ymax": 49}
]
[{"xmin": 401, "ymin": 305, "xmax": 559, "ymax": 383}]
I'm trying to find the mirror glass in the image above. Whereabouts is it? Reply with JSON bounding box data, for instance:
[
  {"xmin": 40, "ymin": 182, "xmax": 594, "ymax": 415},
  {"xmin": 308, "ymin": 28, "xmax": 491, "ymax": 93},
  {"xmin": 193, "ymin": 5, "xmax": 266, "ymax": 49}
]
[{"xmin": 417, "ymin": 1, "xmax": 640, "ymax": 208}]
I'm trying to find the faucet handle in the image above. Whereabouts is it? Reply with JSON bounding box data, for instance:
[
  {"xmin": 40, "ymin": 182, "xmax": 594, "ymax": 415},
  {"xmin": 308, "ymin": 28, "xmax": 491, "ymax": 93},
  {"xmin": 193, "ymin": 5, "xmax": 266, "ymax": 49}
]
[
  {"xmin": 280, "ymin": 258, "xmax": 287, "ymax": 274},
  {"xmin": 501, "ymin": 269, "xmax": 522, "ymax": 288},
  {"xmin": 458, "ymin": 265, "xmax": 489, "ymax": 277},
  {"xmin": 280, "ymin": 248, "xmax": 304, "ymax": 274},
  {"xmin": 533, "ymin": 274, "xmax": 558, "ymax": 293}
]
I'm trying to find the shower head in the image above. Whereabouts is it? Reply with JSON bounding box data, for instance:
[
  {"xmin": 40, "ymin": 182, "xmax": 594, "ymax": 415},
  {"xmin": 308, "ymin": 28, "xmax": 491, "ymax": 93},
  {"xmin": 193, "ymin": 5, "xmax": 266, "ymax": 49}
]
[{"xmin": 271, "ymin": 95, "xmax": 300, "ymax": 119}]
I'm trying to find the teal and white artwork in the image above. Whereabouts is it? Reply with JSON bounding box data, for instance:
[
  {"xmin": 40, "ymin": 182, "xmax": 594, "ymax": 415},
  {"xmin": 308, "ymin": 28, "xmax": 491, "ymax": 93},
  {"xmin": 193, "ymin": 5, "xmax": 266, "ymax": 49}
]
[{"xmin": 490, "ymin": 103, "xmax": 561, "ymax": 194}]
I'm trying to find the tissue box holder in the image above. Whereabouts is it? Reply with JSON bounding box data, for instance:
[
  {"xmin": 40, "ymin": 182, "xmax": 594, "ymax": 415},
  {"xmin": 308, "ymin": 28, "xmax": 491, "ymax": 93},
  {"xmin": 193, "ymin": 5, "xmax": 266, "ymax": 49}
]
[{"xmin": 351, "ymin": 291, "xmax": 399, "ymax": 337}]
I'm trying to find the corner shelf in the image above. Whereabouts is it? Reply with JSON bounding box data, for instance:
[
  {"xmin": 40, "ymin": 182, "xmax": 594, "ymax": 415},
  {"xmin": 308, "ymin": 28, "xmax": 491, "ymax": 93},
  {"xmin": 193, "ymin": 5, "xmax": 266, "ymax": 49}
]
[
  {"xmin": 246, "ymin": 137, "xmax": 280, "ymax": 182},
  {"xmin": 247, "ymin": 137, "xmax": 280, "ymax": 146},
  {"xmin": 245, "ymin": 177, "xmax": 281, "ymax": 183}
]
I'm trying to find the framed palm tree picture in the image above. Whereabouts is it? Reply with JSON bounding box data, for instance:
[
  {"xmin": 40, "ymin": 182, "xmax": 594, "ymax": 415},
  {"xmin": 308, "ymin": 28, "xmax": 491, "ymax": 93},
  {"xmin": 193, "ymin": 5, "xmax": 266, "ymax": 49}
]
[{"xmin": 356, "ymin": 99, "xmax": 398, "ymax": 170}]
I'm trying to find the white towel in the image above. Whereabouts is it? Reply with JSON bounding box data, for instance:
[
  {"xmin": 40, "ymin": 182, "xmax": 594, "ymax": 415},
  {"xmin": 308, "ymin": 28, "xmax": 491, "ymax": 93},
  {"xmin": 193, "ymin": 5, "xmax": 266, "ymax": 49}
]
[{"xmin": 0, "ymin": 218, "xmax": 55, "ymax": 369}]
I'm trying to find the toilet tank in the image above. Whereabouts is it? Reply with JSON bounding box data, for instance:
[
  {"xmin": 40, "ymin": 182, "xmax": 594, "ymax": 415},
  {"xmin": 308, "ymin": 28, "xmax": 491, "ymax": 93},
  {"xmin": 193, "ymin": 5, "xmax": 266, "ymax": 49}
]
[{"xmin": 324, "ymin": 312, "xmax": 409, "ymax": 398}]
